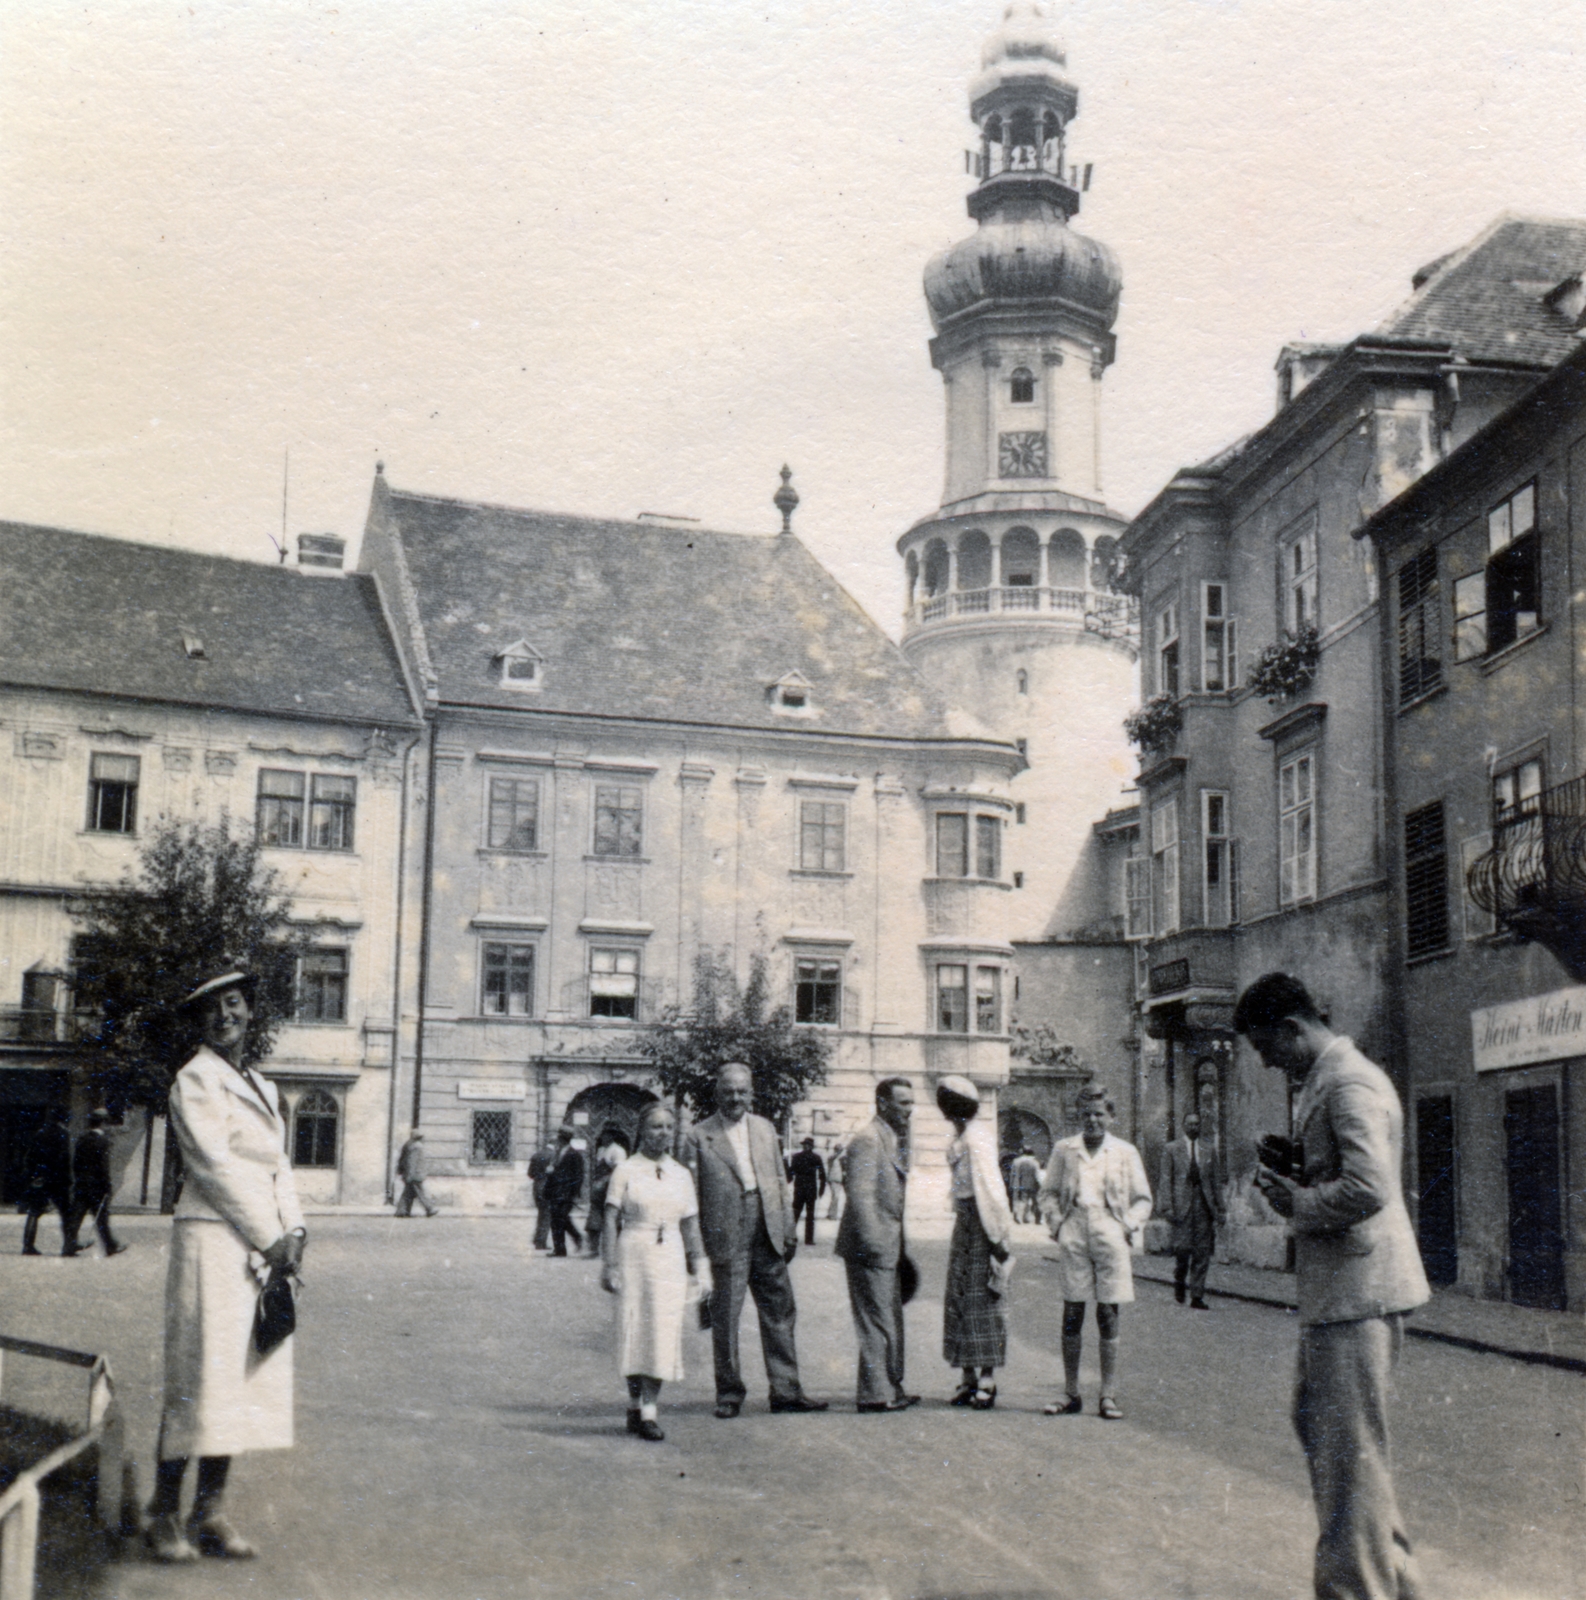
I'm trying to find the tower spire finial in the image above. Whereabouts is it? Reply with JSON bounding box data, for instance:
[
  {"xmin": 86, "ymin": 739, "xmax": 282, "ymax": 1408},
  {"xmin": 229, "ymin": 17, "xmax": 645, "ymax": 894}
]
[{"xmin": 773, "ymin": 465, "xmax": 799, "ymax": 535}]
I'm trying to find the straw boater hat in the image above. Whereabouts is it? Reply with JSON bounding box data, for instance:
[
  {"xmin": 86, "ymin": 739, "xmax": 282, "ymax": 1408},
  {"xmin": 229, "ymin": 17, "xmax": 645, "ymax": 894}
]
[{"xmin": 177, "ymin": 965, "xmax": 258, "ymax": 1012}]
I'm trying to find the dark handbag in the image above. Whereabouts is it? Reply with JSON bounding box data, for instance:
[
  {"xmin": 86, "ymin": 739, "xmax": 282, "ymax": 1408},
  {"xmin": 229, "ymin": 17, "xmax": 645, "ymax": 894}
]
[
  {"xmin": 254, "ymin": 1269, "xmax": 297, "ymax": 1357},
  {"xmin": 898, "ymin": 1253, "xmax": 919, "ymax": 1306}
]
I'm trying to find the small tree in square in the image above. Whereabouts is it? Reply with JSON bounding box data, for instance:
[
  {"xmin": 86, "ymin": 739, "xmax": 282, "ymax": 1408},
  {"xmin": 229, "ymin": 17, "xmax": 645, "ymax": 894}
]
[
  {"xmin": 638, "ymin": 950, "xmax": 832, "ymax": 1130},
  {"xmin": 69, "ymin": 817, "xmax": 307, "ymax": 1115}
]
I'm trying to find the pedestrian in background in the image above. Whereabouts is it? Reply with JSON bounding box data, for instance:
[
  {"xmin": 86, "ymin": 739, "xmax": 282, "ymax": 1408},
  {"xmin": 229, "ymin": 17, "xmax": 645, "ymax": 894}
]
[
  {"xmin": 787, "ymin": 1136, "xmax": 826, "ymax": 1246},
  {"xmin": 1235, "ymin": 972, "xmax": 1430, "ymax": 1600},
  {"xmin": 1039, "ymin": 1085, "xmax": 1151, "ymax": 1420},
  {"xmin": 826, "ymin": 1142, "xmax": 845, "ymax": 1221},
  {"xmin": 528, "ymin": 1138, "xmax": 557, "ymax": 1250},
  {"xmin": 20, "ymin": 1105, "xmax": 75, "ymax": 1257},
  {"xmin": 395, "ymin": 1129, "xmax": 439, "ymax": 1218},
  {"xmin": 681, "ymin": 1062, "xmax": 827, "ymax": 1418},
  {"xmin": 544, "ymin": 1126, "xmax": 585, "ymax": 1257},
  {"xmin": 936, "ymin": 1076, "xmax": 1012, "ymax": 1410},
  {"xmin": 585, "ymin": 1124, "xmax": 629, "ymax": 1258},
  {"xmin": 69, "ymin": 1107, "xmax": 126, "ymax": 1256},
  {"xmin": 1011, "ymin": 1146, "xmax": 1042, "ymax": 1224},
  {"xmin": 600, "ymin": 1103, "xmax": 708, "ymax": 1442},
  {"xmin": 835, "ymin": 1077, "xmax": 918, "ymax": 1413},
  {"xmin": 145, "ymin": 966, "xmax": 305, "ymax": 1564},
  {"xmin": 1159, "ymin": 1111, "xmax": 1223, "ymax": 1308}
]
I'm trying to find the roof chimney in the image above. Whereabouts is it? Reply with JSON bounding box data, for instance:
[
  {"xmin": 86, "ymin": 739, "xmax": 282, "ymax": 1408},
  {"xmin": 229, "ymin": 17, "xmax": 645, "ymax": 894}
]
[{"xmin": 297, "ymin": 533, "xmax": 346, "ymax": 573}]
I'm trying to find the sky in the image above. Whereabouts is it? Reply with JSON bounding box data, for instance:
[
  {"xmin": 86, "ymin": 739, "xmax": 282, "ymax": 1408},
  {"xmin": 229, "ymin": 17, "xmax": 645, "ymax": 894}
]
[{"xmin": 2, "ymin": 0, "xmax": 1583, "ymax": 636}]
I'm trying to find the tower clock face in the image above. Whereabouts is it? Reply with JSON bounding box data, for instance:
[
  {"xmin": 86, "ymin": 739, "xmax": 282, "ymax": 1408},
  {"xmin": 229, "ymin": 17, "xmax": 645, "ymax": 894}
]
[{"xmin": 999, "ymin": 430, "xmax": 1049, "ymax": 478}]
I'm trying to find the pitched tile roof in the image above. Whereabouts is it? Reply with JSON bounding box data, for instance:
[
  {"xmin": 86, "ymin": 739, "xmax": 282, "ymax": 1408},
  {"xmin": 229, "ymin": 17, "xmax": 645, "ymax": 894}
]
[
  {"xmin": 373, "ymin": 486, "xmax": 986, "ymax": 742},
  {"xmin": 0, "ymin": 521, "xmax": 418, "ymax": 726},
  {"xmin": 1377, "ymin": 214, "xmax": 1586, "ymax": 368}
]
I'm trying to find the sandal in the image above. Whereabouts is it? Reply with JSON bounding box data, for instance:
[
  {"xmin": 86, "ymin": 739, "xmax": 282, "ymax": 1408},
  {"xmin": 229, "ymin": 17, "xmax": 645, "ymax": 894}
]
[
  {"xmin": 1097, "ymin": 1396, "xmax": 1124, "ymax": 1420},
  {"xmin": 1043, "ymin": 1395, "xmax": 1082, "ymax": 1416},
  {"xmin": 970, "ymin": 1383, "xmax": 997, "ymax": 1410},
  {"xmin": 949, "ymin": 1383, "xmax": 977, "ymax": 1407}
]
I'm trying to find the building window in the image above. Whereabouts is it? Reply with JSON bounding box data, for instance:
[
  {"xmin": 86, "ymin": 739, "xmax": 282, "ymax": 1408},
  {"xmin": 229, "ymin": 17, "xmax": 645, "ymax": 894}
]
[
  {"xmin": 1279, "ymin": 752, "xmax": 1316, "ymax": 905},
  {"xmin": 258, "ymin": 769, "xmax": 356, "ymax": 850},
  {"xmin": 976, "ymin": 815, "xmax": 1001, "ymax": 879},
  {"xmin": 1493, "ymin": 756, "xmax": 1544, "ymax": 824},
  {"xmin": 592, "ymin": 785, "xmax": 643, "ymax": 857},
  {"xmin": 589, "ymin": 947, "xmax": 640, "ymax": 1019},
  {"xmin": 1157, "ymin": 602, "xmax": 1180, "ymax": 697},
  {"xmin": 1456, "ymin": 482, "xmax": 1540, "ymax": 660},
  {"xmin": 295, "ymin": 948, "xmax": 348, "ymax": 1023},
  {"xmin": 1404, "ymin": 801, "xmax": 1450, "ymax": 958},
  {"xmin": 1009, "ymin": 366, "xmax": 1036, "ymax": 404},
  {"xmin": 1012, "ymin": 871, "xmax": 1024, "ymax": 888},
  {"xmin": 482, "ymin": 942, "xmax": 535, "ymax": 1017},
  {"xmin": 1015, "ymin": 803, "xmax": 1026, "ymax": 824},
  {"xmin": 292, "ymin": 1089, "xmax": 339, "ymax": 1168},
  {"xmin": 309, "ymin": 775, "xmax": 356, "ymax": 851},
  {"xmin": 794, "ymin": 959, "xmax": 841, "ymax": 1025},
  {"xmin": 1150, "ymin": 797, "xmax": 1180, "ymax": 935},
  {"xmin": 470, "ymin": 1109, "xmax": 513, "ymax": 1165},
  {"xmin": 936, "ymin": 813, "xmax": 1001, "ymax": 879},
  {"xmin": 1016, "ymin": 669, "xmax": 1029, "ymax": 695},
  {"xmin": 1397, "ymin": 548, "xmax": 1441, "ymax": 704},
  {"xmin": 87, "ymin": 754, "xmax": 139, "ymax": 834},
  {"xmin": 1201, "ymin": 584, "xmax": 1237, "ymax": 693},
  {"xmin": 936, "ymin": 964, "xmax": 968, "ymax": 1032},
  {"xmin": 799, "ymin": 801, "xmax": 846, "ymax": 872},
  {"xmin": 1283, "ymin": 520, "xmax": 1318, "ymax": 634},
  {"xmin": 1202, "ymin": 790, "xmax": 1235, "ymax": 928},
  {"xmin": 498, "ymin": 640, "xmax": 543, "ymax": 688},
  {"xmin": 487, "ymin": 777, "xmax": 540, "ymax": 851},
  {"xmin": 1125, "ymin": 856, "xmax": 1151, "ymax": 939},
  {"xmin": 975, "ymin": 966, "xmax": 1002, "ymax": 1033}
]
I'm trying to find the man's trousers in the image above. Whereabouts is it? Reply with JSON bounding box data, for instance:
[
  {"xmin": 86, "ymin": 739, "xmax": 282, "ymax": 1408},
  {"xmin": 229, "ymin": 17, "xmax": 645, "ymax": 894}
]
[
  {"xmin": 1293, "ymin": 1315, "xmax": 1421, "ymax": 1600},
  {"xmin": 792, "ymin": 1190, "xmax": 820, "ymax": 1245},
  {"xmin": 842, "ymin": 1257, "xmax": 905, "ymax": 1406},
  {"xmin": 68, "ymin": 1192, "xmax": 120, "ymax": 1252},
  {"xmin": 708, "ymin": 1192, "xmax": 802, "ymax": 1405},
  {"xmin": 396, "ymin": 1178, "xmax": 437, "ymax": 1217}
]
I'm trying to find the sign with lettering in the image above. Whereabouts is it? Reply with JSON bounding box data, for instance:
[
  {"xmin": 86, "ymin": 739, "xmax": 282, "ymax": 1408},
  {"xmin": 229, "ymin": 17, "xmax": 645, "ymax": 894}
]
[
  {"xmin": 1470, "ymin": 985, "xmax": 1586, "ymax": 1073},
  {"xmin": 457, "ymin": 1079, "xmax": 527, "ymax": 1101}
]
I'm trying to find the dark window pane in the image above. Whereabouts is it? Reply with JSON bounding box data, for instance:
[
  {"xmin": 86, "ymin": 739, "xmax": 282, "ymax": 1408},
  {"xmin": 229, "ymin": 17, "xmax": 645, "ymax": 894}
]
[
  {"xmin": 295, "ymin": 949, "xmax": 348, "ymax": 1022},
  {"xmin": 590, "ymin": 947, "xmax": 639, "ymax": 1018},
  {"xmin": 799, "ymin": 801, "xmax": 845, "ymax": 872},
  {"xmin": 471, "ymin": 1110, "xmax": 513, "ymax": 1164},
  {"xmin": 936, "ymin": 814, "xmax": 968, "ymax": 877},
  {"xmin": 1486, "ymin": 534, "xmax": 1540, "ymax": 653},
  {"xmin": 488, "ymin": 778, "xmax": 539, "ymax": 850},
  {"xmin": 292, "ymin": 1090, "xmax": 339, "ymax": 1167},
  {"xmin": 937, "ymin": 964, "xmax": 968, "ymax": 1032},
  {"xmin": 975, "ymin": 815, "xmax": 1001, "ymax": 879},
  {"xmin": 482, "ymin": 943, "xmax": 535, "ymax": 1016},
  {"xmin": 309, "ymin": 775, "xmax": 356, "ymax": 851},
  {"xmin": 87, "ymin": 753, "xmax": 139, "ymax": 833},
  {"xmin": 593, "ymin": 785, "xmax": 642, "ymax": 857},
  {"xmin": 258, "ymin": 769, "xmax": 305, "ymax": 846},
  {"xmin": 795, "ymin": 959, "xmax": 841, "ymax": 1025},
  {"xmin": 1397, "ymin": 548, "xmax": 1441, "ymax": 704}
]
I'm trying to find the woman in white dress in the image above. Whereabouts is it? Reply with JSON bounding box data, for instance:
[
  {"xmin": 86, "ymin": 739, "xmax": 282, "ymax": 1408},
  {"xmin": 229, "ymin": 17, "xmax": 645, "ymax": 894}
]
[{"xmin": 599, "ymin": 1103, "xmax": 708, "ymax": 1441}]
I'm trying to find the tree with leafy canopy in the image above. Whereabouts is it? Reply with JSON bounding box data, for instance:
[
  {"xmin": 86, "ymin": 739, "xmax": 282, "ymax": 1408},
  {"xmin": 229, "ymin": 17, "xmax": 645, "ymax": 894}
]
[
  {"xmin": 69, "ymin": 818, "xmax": 308, "ymax": 1116},
  {"xmin": 637, "ymin": 950, "xmax": 832, "ymax": 1128}
]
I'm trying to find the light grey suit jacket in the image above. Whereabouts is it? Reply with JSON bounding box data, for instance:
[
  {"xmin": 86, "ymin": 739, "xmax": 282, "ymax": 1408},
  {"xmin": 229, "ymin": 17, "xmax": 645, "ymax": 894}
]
[
  {"xmin": 833, "ymin": 1117, "xmax": 906, "ymax": 1269},
  {"xmin": 1290, "ymin": 1038, "xmax": 1431, "ymax": 1326},
  {"xmin": 680, "ymin": 1112, "xmax": 795, "ymax": 1265}
]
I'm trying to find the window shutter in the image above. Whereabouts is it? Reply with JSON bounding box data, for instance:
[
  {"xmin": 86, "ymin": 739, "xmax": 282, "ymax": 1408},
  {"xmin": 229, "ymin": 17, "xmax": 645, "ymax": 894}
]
[{"xmin": 1404, "ymin": 802, "xmax": 1450, "ymax": 958}]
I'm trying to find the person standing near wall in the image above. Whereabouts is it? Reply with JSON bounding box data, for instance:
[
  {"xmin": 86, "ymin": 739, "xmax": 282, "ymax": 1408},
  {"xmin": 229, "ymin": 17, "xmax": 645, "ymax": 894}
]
[{"xmin": 394, "ymin": 1130, "xmax": 438, "ymax": 1218}]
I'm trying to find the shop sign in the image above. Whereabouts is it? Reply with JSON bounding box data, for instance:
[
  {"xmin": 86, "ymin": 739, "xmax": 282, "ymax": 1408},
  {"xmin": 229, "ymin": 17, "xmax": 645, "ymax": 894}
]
[
  {"xmin": 457, "ymin": 1079, "xmax": 527, "ymax": 1101},
  {"xmin": 1470, "ymin": 985, "xmax": 1586, "ymax": 1072}
]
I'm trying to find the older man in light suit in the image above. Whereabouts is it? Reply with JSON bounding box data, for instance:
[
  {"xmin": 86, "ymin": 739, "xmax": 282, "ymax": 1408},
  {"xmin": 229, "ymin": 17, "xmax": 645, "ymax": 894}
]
[
  {"xmin": 679, "ymin": 1062, "xmax": 827, "ymax": 1418},
  {"xmin": 1159, "ymin": 1110, "xmax": 1225, "ymax": 1308},
  {"xmin": 1238, "ymin": 972, "xmax": 1430, "ymax": 1600},
  {"xmin": 834, "ymin": 1077, "xmax": 918, "ymax": 1412}
]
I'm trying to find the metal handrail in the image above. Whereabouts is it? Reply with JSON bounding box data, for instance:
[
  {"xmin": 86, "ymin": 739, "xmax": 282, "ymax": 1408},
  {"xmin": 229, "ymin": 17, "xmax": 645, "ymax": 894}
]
[{"xmin": 0, "ymin": 1336, "xmax": 124, "ymax": 1600}]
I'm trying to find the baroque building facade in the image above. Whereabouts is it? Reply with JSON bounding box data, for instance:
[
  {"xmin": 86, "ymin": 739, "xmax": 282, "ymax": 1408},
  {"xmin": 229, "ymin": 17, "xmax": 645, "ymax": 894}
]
[{"xmin": 0, "ymin": 522, "xmax": 420, "ymax": 1210}]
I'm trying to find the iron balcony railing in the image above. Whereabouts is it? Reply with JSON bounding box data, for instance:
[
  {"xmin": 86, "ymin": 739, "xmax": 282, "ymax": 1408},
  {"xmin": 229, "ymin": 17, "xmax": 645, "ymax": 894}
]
[
  {"xmin": 1468, "ymin": 774, "xmax": 1586, "ymax": 936},
  {"xmin": 907, "ymin": 586, "xmax": 1138, "ymax": 642}
]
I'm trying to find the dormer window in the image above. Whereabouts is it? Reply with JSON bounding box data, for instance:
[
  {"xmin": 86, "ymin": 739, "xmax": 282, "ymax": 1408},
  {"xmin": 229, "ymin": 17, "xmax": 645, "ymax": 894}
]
[
  {"xmin": 496, "ymin": 640, "xmax": 544, "ymax": 691},
  {"xmin": 182, "ymin": 633, "xmax": 206, "ymax": 659},
  {"xmin": 768, "ymin": 671, "xmax": 816, "ymax": 717},
  {"xmin": 1009, "ymin": 367, "xmax": 1036, "ymax": 405}
]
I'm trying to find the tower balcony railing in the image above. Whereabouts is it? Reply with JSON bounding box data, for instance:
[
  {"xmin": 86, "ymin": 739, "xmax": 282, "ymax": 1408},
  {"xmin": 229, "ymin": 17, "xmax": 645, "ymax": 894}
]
[
  {"xmin": 906, "ymin": 586, "xmax": 1138, "ymax": 644},
  {"xmin": 1468, "ymin": 774, "xmax": 1586, "ymax": 980}
]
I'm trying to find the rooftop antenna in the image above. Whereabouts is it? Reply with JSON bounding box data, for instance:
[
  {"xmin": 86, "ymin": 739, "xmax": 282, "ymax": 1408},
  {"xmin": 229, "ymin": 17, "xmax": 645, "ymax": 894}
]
[{"xmin": 266, "ymin": 447, "xmax": 290, "ymax": 563}]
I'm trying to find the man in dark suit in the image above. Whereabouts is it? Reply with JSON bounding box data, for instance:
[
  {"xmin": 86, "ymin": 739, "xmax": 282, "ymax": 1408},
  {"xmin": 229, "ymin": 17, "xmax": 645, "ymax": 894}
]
[
  {"xmin": 786, "ymin": 1137, "xmax": 826, "ymax": 1246},
  {"xmin": 1159, "ymin": 1111, "xmax": 1223, "ymax": 1308},
  {"xmin": 834, "ymin": 1077, "xmax": 918, "ymax": 1412},
  {"xmin": 1237, "ymin": 972, "xmax": 1430, "ymax": 1600},
  {"xmin": 69, "ymin": 1108, "xmax": 126, "ymax": 1256},
  {"xmin": 679, "ymin": 1062, "xmax": 827, "ymax": 1418},
  {"xmin": 21, "ymin": 1106, "xmax": 75, "ymax": 1256},
  {"xmin": 543, "ymin": 1126, "xmax": 585, "ymax": 1257},
  {"xmin": 527, "ymin": 1139, "xmax": 556, "ymax": 1249}
]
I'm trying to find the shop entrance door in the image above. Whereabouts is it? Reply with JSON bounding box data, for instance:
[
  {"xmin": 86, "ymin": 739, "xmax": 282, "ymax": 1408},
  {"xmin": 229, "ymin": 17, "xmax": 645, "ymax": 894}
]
[
  {"xmin": 1415, "ymin": 1095, "xmax": 1457, "ymax": 1287},
  {"xmin": 1504, "ymin": 1084, "xmax": 1565, "ymax": 1310}
]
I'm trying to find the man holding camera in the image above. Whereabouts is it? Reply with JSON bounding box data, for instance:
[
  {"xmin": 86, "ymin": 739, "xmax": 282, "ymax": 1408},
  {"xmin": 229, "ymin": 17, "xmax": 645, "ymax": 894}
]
[{"xmin": 1234, "ymin": 973, "xmax": 1429, "ymax": 1600}]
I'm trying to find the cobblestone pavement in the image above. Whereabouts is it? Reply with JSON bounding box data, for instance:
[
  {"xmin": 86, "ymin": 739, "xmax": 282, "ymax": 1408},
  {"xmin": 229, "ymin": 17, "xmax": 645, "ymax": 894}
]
[{"xmin": 2, "ymin": 1214, "xmax": 1580, "ymax": 1600}]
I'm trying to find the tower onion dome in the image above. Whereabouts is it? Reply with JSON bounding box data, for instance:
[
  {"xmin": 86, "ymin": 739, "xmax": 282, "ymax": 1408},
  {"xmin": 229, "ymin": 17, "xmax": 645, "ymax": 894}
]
[
  {"xmin": 923, "ymin": 220, "xmax": 1121, "ymax": 332},
  {"xmin": 971, "ymin": 0, "xmax": 1074, "ymax": 101}
]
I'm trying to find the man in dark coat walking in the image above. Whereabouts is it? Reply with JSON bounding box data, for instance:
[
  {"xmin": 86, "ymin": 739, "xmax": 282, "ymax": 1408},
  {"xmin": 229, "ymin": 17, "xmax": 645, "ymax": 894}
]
[
  {"xmin": 395, "ymin": 1130, "xmax": 439, "ymax": 1217},
  {"xmin": 528, "ymin": 1139, "xmax": 557, "ymax": 1250},
  {"xmin": 1159, "ymin": 1111, "xmax": 1223, "ymax": 1308},
  {"xmin": 21, "ymin": 1106, "xmax": 75, "ymax": 1256},
  {"xmin": 69, "ymin": 1108, "xmax": 126, "ymax": 1255},
  {"xmin": 786, "ymin": 1137, "xmax": 826, "ymax": 1246},
  {"xmin": 543, "ymin": 1127, "xmax": 585, "ymax": 1257}
]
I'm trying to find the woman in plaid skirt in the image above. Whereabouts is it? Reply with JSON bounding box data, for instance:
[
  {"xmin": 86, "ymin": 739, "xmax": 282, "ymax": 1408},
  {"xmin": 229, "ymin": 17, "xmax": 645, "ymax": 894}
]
[{"xmin": 936, "ymin": 1076, "xmax": 1014, "ymax": 1409}]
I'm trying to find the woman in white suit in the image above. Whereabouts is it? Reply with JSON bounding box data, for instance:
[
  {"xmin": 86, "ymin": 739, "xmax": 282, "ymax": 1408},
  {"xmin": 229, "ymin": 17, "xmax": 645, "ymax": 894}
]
[{"xmin": 144, "ymin": 967, "xmax": 306, "ymax": 1563}]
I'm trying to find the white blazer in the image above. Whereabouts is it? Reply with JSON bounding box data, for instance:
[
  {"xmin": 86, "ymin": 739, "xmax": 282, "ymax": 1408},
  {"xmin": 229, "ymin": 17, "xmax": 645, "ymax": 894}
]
[{"xmin": 170, "ymin": 1044, "xmax": 304, "ymax": 1251}]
